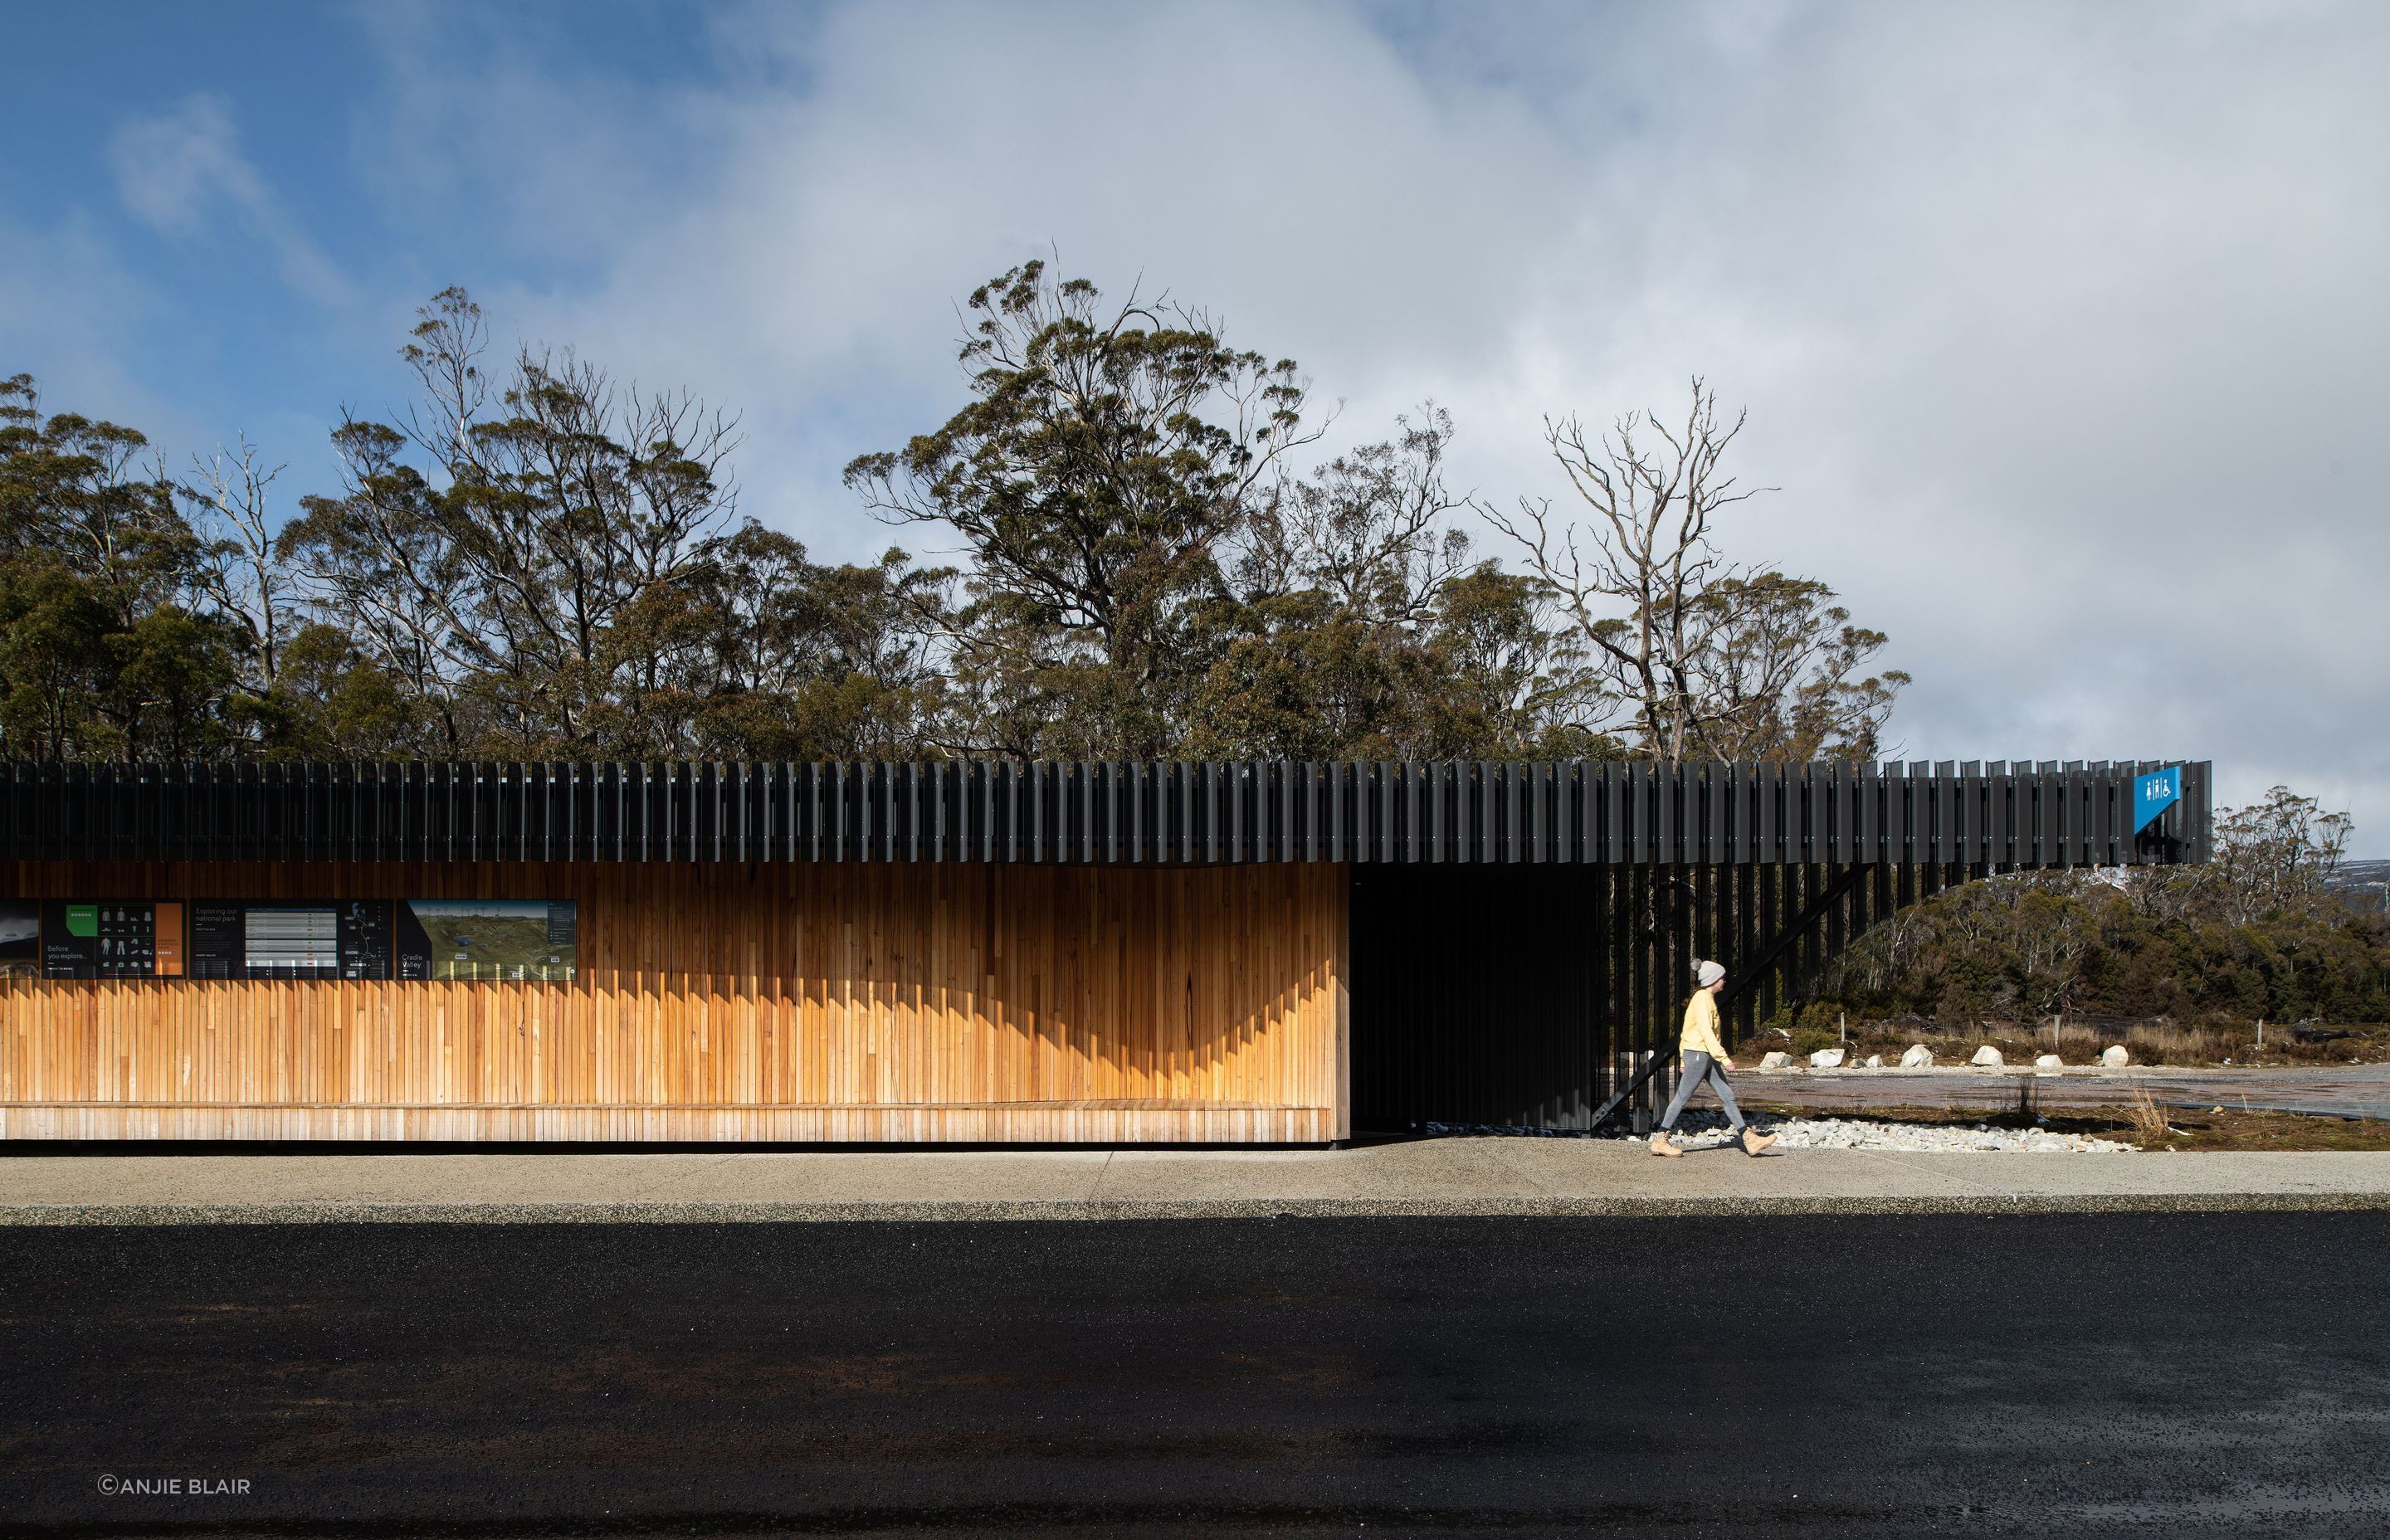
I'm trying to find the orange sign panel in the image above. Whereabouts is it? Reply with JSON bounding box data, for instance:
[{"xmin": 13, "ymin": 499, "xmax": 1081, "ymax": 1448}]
[{"xmin": 153, "ymin": 903, "xmax": 183, "ymax": 977}]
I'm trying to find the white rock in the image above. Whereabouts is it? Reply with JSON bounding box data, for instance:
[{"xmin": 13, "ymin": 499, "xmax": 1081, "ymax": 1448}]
[
  {"xmin": 1970, "ymin": 1045, "xmax": 2005, "ymax": 1067},
  {"xmin": 1758, "ymin": 1050, "xmax": 1793, "ymax": 1070},
  {"xmin": 1864, "ymin": 1055, "xmax": 1884, "ymax": 1069},
  {"xmin": 2101, "ymin": 1044, "xmax": 2129, "ymax": 1067},
  {"xmin": 1809, "ymin": 1047, "xmax": 1846, "ymax": 1069},
  {"xmin": 1900, "ymin": 1044, "xmax": 1934, "ymax": 1069},
  {"xmin": 2035, "ymin": 1053, "xmax": 2064, "ymax": 1070}
]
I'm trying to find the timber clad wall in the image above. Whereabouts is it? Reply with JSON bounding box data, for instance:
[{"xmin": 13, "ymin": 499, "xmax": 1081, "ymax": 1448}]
[{"xmin": 0, "ymin": 861, "xmax": 1348, "ymax": 1143}]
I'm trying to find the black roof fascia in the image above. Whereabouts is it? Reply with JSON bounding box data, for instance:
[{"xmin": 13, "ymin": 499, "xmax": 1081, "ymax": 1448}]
[{"xmin": 0, "ymin": 760, "xmax": 2211, "ymax": 868}]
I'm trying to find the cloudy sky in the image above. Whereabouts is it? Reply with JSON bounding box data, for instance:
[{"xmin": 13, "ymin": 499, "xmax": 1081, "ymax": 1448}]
[{"xmin": 4, "ymin": 2, "xmax": 2384, "ymax": 838}]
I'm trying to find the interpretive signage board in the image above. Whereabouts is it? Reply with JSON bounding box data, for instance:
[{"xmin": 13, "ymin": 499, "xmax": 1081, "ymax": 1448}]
[
  {"xmin": 189, "ymin": 901, "xmax": 396, "ymax": 981},
  {"xmin": 41, "ymin": 901, "xmax": 183, "ymax": 978},
  {"xmin": 397, "ymin": 899, "xmax": 578, "ymax": 982},
  {"xmin": 3, "ymin": 899, "xmax": 575, "ymax": 982},
  {"xmin": 0, "ymin": 900, "xmax": 38, "ymax": 979}
]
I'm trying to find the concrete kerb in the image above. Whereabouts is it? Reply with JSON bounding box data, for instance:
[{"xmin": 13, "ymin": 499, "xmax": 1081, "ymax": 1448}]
[
  {"xmin": 9, "ymin": 1143, "xmax": 2390, "ymax": 1224},
  {"xmin": 10, "ymin": 1190, "xmax": 2390, "ymax": 1226}
]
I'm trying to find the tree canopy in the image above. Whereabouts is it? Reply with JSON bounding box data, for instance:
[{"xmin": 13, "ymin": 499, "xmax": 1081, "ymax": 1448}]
[{"xmin": 2, "ymin": 270, "xmax": 1905, "ymax": 769}]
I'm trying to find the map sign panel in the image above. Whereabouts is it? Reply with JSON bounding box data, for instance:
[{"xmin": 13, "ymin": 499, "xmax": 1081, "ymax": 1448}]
[{"xmin": 397, "ymin": 899, "xmax": 578, "ymax": 982}]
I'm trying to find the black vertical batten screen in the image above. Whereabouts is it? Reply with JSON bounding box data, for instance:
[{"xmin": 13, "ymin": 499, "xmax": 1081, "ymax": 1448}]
[{"xmin": 0, "ymin": 759, "xmax": 2208, "ymax": 867}]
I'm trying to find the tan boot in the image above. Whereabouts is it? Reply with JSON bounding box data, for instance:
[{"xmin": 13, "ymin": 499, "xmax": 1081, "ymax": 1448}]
[
  {"xmin": 1741, "ymin": 1127, "xmax": 1777, "ymax": 1156},
  {"xmin": 1649, "ymin": 1131, "xmax": 1683, "ymax": 1158}
]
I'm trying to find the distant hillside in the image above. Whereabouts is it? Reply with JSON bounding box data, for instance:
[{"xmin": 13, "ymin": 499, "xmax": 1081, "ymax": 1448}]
[{"xmin": 2330, "ymin": 861, "xmax": 2390, "ymax": 914}]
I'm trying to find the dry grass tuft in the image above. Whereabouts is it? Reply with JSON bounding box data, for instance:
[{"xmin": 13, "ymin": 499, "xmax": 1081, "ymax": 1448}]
[
  {"xmin": 2124, "ymin": 1083, "xmax": 2171, "ymax": 1146},
  {"xmin": 1834, "ymin": 1012, "xmax": 2390, "ymax": 1069},
  {"xmin": 2120, "ymin": 1021, "xmax": 2236, "ymax": 1065}
]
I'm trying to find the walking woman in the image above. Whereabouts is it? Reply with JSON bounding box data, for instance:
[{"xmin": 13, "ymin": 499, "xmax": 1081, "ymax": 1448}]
[{"xmin": 1651, "ymin": 959, "xmax": 1776, "ymax": 1157}]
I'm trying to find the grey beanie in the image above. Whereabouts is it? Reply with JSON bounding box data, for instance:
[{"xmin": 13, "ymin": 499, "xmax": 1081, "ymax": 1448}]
[{"xmin": 1695, "ymin": 958, "xmax": 1726, "ymax": 987}]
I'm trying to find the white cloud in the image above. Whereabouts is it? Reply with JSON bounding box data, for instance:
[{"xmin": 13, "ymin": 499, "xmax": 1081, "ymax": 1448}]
[
  {"xmin": 108, "ymin": 94, "xmax": 349, "ymax": 305},
  {"xmin": 350, "ymin": 0, "xmax": 2390, "ymax": 836},
  {"xmin": 0, "ymin": 212, "xmax": 214, "ymax": 458}
]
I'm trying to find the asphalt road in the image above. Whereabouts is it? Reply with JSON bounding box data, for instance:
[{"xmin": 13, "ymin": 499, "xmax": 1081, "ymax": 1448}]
[{"xmin": 5, "ymin": 1214, "xmax": 2388, "ymax": 1538}]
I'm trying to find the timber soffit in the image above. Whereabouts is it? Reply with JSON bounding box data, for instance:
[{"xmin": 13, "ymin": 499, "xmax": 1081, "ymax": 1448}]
[{"xmin": 0, "ymin": 760, "xmax": 2209, "ymax": 869}]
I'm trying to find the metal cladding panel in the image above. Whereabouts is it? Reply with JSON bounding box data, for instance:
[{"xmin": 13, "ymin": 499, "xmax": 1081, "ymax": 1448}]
[
  {"xmin": 1818, "ymin": 764, "xmax": 1840, "ymax": 864},
  {"xmin": 1988, "ymin": 765, "xmax": 2009, "ymax": 866},
  {"xmin": 0, "ymin": 758, "xmax": 2210, "ymax": 867},
  {"xmin": 1654, "ymin": 763, "xmax": 1675, "ymax": 866},
  {"xmin": 1755, "ymin": 764, "xmax": 1778, "ymax": 863},
  {"xmin": 1469, "ymin": 762, "xmax": 1490, "ymax": 865},
  {"xmin": 1550, "ymin": 763, "xmax": 1569, "ymax": 863},
  {"xmin": 1797, "ymin": 768, "xmax": 1819, "ymax": 865},
  {"xmin": 1851, "ymin": 763, "xmax": 1872, "ymax": 864}
]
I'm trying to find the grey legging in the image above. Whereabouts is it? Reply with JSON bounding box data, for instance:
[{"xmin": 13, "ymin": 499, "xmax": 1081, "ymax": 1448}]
[{"xmin": 1659, "ymin": 1050, "xmax": 1745, "ymax": 1132}]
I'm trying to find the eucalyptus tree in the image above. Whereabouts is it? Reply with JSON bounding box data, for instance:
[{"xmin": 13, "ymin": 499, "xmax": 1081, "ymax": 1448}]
[
  {"xmin": 280, "ymin": 288, "xmax": 744, "ymax": 755},
  {"xmin": 846, "ymin": 261, "xmax": 1315, "ymax": 758},
  {"xmin": 1490, "ymin": 378, "xmax": 1905, "ymax": 764},
  {"xmin": 679, "ymin": 523, "xmax": 956, "ymax": 762},
  {"xmin": 0, "ymin": 374, "xmax": 243, "ymax": 760},
  {"xmin": 1191, "ymin": 407, "xmax": 1602, "ymax": 760}
]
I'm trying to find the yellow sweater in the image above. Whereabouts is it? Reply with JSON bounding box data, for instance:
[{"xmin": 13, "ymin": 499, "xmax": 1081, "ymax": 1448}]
[{"xmin": 1679, "ymin": 990, "xmax": 1728, "ymax": 1060}]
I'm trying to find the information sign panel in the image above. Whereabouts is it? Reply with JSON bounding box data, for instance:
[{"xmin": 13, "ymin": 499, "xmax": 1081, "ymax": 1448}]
[
  {"xmin": 0, "ymin": 900, "xmax": 37, "ymax": 979},
  {"xmin": 41, "ymin": 901, "xmax": 183, "ymax": 978},
  {"xmin": 190, "ymin": 901, "xmax": 394, "ymax": 980},
  {"xmin": 398, "ymin": 899, "xmax": 578, "ymax": 982},
  {"xmin": 2133, "ymin": 766, "xmax": 2185, "ymax": 832}
]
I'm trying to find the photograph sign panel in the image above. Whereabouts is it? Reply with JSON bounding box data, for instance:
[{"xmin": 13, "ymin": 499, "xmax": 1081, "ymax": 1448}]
[
  {"xmin": 0, "ymin": 900, "xmax": 37, "ymax": 979},
  {"xmin": 397, "ymin": 900, "xmax": 578, "ymax": 982}
]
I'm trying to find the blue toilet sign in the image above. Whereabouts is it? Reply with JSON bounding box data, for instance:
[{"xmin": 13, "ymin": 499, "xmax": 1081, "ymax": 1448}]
[{"xmin": 2134, "ymin": 766, "xmax": 2184, "ymax": 832}]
